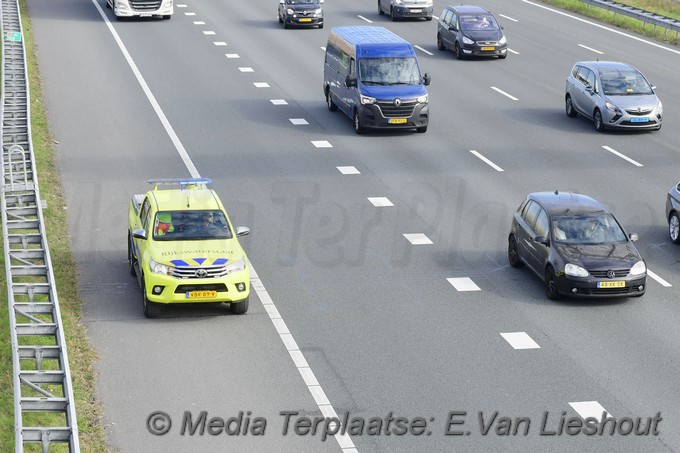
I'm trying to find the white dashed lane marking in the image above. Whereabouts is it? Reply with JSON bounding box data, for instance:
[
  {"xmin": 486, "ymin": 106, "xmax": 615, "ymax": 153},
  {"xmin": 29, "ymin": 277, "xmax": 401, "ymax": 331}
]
[
  {"xmin": 403, "ymin": 233, "xmax": 433, "ymax": 245},
  {"xmin": 193, "ymin": 21, "xmax": 205, "ymax": 25},
  {"xmin": 289, "ymin": 118, "xmax": 308, "ymax": 125},
  {"xmin": 447, "ymin": 277, "xmax": 481, "ymax": 292},
  {"xmin": 470, "ymin": 150, "xmax": 504, "ymax": 172},
  {"xmin": 578, "ymin": 44, "xmax": 604, "ymax": 54},
  {"xmin": 499, "ymin": 14, "xmax": 518, "ymax": 22},
  {"xmin": 569, "ymin": 401, "xmax": 610, "ymax": 420},
  {"xmin": 414, "ymin": 45, "xmax": 433, "ymax": 56},
  {"xmin": 357, "ymin": 15, "xmax": 373, "ymax": 23},
  {"xmin": 508, "ymin": 48, "xmax": 520, "ymax": 55},
  {"xmin": 202, "ymin": 31, "xmax": 216, "ymax": 35},
  {"xmin": 253, "ymin": 82, "xmax": 270, "ymax": 88},
  {"xmin": 500, "ymin": 332, "xmax": 540, "ymax": 349},
  {"xmin": 337, "ymin": 166, "xmax": 360, "ymax": 175},
  {"xmin": 368, "ymin": 197, "xmax": 393, "ymax": 207},
  {"xmin": 225, "ymin": 54, "xmax": 240, "ymax": 59},
  {"xmin": 601, "ymin": 146, "xmax": 643, "ymax": 167},
  {"xmin": 270, "ymin": 99, "xmax": 288, "ymax": 105},
  {"xmin": 311, "ymin": 140, "xmax": 332, "ymax": 148},
  {"xmin": 239, "ymin": 67, "xmax": 254, "ymax": 72},
  {"xmin": 213, "ymin": 41, "xmax": 227, "ymax": 46},
  {"xmin": 184, "ymin": 12, "xmax": 196, "ymax": 16},
  {"xmin": 491, "ymin": 86, "xmax": 518, "ymax": 101}
]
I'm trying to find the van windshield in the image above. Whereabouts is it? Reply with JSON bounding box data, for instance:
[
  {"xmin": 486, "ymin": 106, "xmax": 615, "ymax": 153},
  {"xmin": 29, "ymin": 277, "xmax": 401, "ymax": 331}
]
[{"xmin": 359, "ymin": 57, "xmax": 421, "ymax": 85}]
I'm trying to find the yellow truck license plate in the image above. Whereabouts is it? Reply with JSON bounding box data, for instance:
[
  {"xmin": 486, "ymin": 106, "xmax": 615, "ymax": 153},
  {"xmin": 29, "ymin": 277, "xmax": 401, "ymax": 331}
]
[
  {"xmin": 299, "ymin": 18, "xmax": 312, "ymax": 22},
  {"xmin": 481, "ymin": 46, "xmax": 495, "ymax": 51},
  {"xmin": 597, "ymin": 281, "xmax": 625, "ymax": 288},
  {"xmin": 187, "ymin": 290, "xmax": 217, "ymax": 299},
  {"xmin": 389, "ymin": 118, "xmax": 407, "ymax": 124}
]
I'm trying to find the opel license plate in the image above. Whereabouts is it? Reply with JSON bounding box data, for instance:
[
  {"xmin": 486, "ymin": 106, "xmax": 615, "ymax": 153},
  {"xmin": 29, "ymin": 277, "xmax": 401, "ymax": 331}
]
[{"xmin": 389, "ymin": 118, "xmax": 407, "ymax": 124}]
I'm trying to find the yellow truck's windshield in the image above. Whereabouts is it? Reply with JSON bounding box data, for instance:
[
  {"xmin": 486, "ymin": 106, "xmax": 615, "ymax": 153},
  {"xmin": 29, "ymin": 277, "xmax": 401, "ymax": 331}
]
[{"xmin": 153, "ymin": 210, "xmax": 232, "ymax": 241}]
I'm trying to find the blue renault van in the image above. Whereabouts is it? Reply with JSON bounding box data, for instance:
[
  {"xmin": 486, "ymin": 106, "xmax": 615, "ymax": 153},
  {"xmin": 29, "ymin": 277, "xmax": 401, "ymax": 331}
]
[{"xmin": 323, "ymin": 26, "xmax": 431, "ymax": 134}]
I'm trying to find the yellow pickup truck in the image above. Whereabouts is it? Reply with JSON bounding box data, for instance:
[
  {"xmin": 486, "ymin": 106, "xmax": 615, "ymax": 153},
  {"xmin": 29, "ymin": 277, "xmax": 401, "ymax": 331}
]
[{"xmin": 127, "ymin": 178, "xmax": 250, "ymax": 318}]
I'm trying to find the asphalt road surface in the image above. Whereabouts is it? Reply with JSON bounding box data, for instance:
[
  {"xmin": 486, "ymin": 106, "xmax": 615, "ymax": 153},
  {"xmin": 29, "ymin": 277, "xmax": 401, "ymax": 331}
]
[{"xmin": 25, "ymin": 0, "xmax": 680, "ymax": 451}]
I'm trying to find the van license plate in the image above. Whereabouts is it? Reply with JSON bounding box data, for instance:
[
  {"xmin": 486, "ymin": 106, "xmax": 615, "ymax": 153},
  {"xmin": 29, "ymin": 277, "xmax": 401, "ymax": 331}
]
[
  {"xmin": 187, "ymin": 290, "xmax": 217, "ymax": 299},
  {"xmin": 597, "ymin": 281, "xmax": 625, "ymax": 288},
  {"xmin": 410, "ymin": 9, "xmax": 422, "ymax": 13},
  {"xmin": 630, "ymin": 117, "xmax": 649, "ymax": 123},
  {"xmin": 481, "ymin": 46, "xmax": 495, "ymax": 51},
  {"xmin": 389, "ymin": 118, "xmax": 407, "ymax": 124},
  {"xmin": 299, "ymin": 18, "xmax": 312, "ymax": 22}
]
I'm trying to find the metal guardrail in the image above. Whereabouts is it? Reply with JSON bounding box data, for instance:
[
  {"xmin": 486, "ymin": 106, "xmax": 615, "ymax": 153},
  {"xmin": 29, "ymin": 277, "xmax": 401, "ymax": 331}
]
[
  {"xmin": 1, "ymin": 0, "xmax": 80, "ymax": 451},
  {"xmin": 580, "ymin": 0, "xmax": 680, "ymax": 38}
]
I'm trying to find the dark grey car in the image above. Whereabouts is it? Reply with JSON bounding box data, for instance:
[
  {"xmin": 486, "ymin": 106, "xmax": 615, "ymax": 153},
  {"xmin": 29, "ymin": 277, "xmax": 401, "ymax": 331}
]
[
  {"xmin": 565, "ymin": 61, "xmax": 662, "ymax": 131},
  {"xmin": 508, "ymin": 191, "xmax": 646, "ymax": 299},
  {"xmin": 666, "ymin": 181, "xmax": 680, "ymax": 244},
  {"xmin": 278, "ymin": 0, "xmax": 324, "ymax": 29},
  {"xmin": 436, "ymin": 5, "xmax": 507, "ymax": 59}
]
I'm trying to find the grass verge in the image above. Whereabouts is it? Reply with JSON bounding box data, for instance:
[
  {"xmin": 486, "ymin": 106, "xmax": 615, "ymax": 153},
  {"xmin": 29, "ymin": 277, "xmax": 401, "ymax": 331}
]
[
  {"xmin": 540, "ymin": 0, "xmax": 680, "ymax": 46},
  {"xmin": 0, "ymin": 1, "xmax": 108, "ymax": 451}
]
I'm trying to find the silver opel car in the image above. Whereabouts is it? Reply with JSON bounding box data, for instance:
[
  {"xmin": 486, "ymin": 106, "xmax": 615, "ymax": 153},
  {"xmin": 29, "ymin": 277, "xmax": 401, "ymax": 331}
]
[{"xmin": 565, "ymin": 61, "xmax": 662, "ymax": 131}]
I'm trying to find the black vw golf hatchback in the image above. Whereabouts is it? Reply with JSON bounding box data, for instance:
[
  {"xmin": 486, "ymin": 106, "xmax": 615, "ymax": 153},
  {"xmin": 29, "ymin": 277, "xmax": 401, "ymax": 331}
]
[{"xmin": 508, "ymin": 191, "xmax": 646, "ymax": 299}]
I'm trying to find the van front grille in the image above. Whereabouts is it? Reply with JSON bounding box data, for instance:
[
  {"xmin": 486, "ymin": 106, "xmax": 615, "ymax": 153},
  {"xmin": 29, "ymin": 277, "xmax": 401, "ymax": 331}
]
[
  {"xmin": 377, "ymin": 99, "xmax": 416, "ymax": 118},
  {"xmin": 130, "ymin": 0, "xmax": 162, "ymax": 11}
]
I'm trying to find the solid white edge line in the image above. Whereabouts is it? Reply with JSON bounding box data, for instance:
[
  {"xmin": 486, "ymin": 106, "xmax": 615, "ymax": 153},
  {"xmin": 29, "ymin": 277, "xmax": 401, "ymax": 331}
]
[
  {"xmin": 470, "ymin": 150, "xmax": 504, "ymax": 172},
  {"xmin": 508, "ymin": 48, "xmax": 520, "ymax": 55},
  {"xmin": 92, "ymin": 0, "xmax": 200, "ymax": 178},
  {"xmin": 578, "ymin": 44, "xmax": 604, "ymax": 55},
  {"xmin": 523, "ymin": 0, "xmax": 680, "ymax": 55},
  {"xmin": 357, "ymin": 15, "xmax": 373, "ymax": 23},
  {"xmin": 647, "ymin": 269, "xmax": 672, "ymax": 287},
  {"xmin": 95, "ymin": 3, "xmax": 356, "ymax": 450},
  {"xmin": 601, "ymin": 146, "xmax": 643, "ymax": 167},
  {"xmin": 491, "ymin": 86, "xmax": 518, "ymax": 101}
]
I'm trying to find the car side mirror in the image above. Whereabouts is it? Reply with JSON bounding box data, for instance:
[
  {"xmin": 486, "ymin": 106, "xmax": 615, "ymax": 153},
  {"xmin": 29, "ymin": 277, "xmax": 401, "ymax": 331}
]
[
  {"xmin": 423, "ymin": 73, "xmax": 431, "ymax": 86},
  {"xmin": 320, "ymin": 0, "xmax": 324, "ymax": 3},
  {"xmin": 279, "ymin": 0, "xmax": 284, "ymax": 3},
  {"xmin": 345, "ymin": 75, "xmax": 357, "ymax": 87},
  {"xmin": 132, "ymin": 229, "xmax": 147, "ymax": 240},
  {"xmin": 533, "ymin": 236, "xmax": 548, "ymax": 245},
  {"xmin": 629, "ymin": 233, "xmax": 638, "ymax": 241},
  {"xmin": 236, "ymin": 226, "xmax": 251, "ymax": 237}
]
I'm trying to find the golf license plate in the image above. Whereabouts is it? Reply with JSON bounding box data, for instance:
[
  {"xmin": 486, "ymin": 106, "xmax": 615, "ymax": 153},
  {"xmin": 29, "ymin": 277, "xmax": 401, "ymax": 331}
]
[
  {"xmin": 299, "ymin": 18, "xmax": 312, "ymax": 22},
  {"xmin": 597, "ymin": 281, "xmax": 625, "ymax": 288},
  {"xmin": 630, "ymin": 117, "xmax": 649, "ymax": 123},
  {"xmin": 410, "ymin": 9, "xmax": 422, "ymax": 13},
  {"xmin": 481, "ymin": 46, "xmax": 495, "ymax": 51},
  {"xmin": 187, "ymin": 290, "xmax": 217, "ymax": 299},
  {"xmin": 389, "ymin": 118, "xmax": 407, "ymax": 124}
]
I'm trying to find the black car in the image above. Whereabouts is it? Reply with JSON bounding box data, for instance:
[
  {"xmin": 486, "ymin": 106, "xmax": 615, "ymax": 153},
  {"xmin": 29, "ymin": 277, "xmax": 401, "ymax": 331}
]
[
  {"xmin": 278, "ymin": 0, "xmax": 323, "ymax": 29},
  {"xmin": 508, "ymin": 192, "xmax": 646, "ymax": 299},
  {"xmin": 436, "ymin": 5, "xmax": 507, "ymax": 59},
  {"xmin": 666, "ymin": 181, "xmax": 680, "ymax": 244}
]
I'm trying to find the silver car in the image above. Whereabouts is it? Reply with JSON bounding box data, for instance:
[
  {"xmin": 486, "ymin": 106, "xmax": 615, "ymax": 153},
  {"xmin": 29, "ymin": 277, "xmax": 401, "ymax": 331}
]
[{"xmin": 565, "ymin": 61, "xmax": 662, "ymax": 131}]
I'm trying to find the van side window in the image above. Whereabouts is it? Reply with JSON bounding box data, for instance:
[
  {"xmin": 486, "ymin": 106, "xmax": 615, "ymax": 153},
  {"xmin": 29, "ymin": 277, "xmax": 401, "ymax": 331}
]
[
  {"xmin": 325, "ymin": 42, "xmax": 339, "ymax": 66},
  {"xmin": 349, "ymin": 58, "xmax": 355, "ymax": 78}
]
